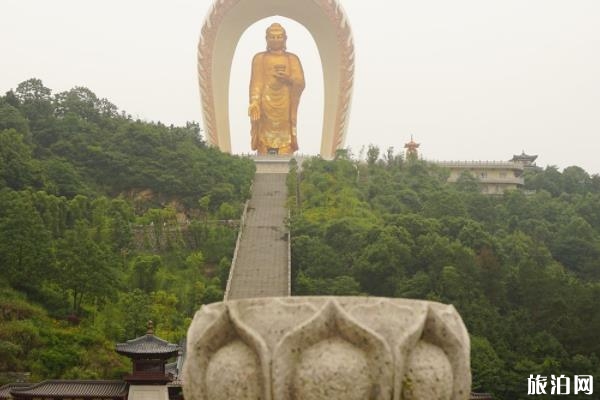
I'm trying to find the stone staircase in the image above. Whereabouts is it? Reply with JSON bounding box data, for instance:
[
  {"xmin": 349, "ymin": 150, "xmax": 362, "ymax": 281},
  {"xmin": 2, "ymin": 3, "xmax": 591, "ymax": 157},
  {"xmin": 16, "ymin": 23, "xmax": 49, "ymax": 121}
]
[{"xmin": 225, "ymin": 159, "xmax": 291, "ymax": 300}]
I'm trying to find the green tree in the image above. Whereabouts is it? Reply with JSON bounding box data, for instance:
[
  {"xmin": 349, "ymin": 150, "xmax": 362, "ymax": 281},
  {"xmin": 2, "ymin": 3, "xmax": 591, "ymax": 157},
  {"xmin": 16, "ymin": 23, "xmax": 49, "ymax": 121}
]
[
  {"xmin": 0, "ymin": 129, "xmax": 38, "ymax": 189},
  {"xmin": 0, "ymin": 104, "xmax": 30, "ymax": 139},
  {"xmin": 551, "ymin": 216, "xmax": 600, "ymax": 278},
  {"xmin": 471, "ymin": 335, "xmax": 503, "ymax": 394},
  {"xmin": 14, "ymin": 78, "xmax": 54, "ymax": 133},
  {"xmin": 366, "ymin": 144, "xmax": 380, "ymax": 166},
  {"xmin": 455, "ymin": 170, "xmax": 480, "ymax": 192},
  {"xmin": 562, "ymin": 165, "xmax": 591, "ymax": 194},
  {"xmin": 131, "ymin": 255, "xmax": 162, "ymax": 293},
  {"xmin": 55, "ymin": 220, "xmax": 115, "ymax": 315},
  {"xmin": 0, "ymin": 190, "xmax": 52, "ymax": 291}
]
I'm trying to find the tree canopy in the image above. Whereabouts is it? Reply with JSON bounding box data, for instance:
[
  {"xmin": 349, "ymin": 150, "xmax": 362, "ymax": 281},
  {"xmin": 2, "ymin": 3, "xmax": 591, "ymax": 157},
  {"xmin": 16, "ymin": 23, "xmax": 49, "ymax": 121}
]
[
  {"xmin": 0, "ymin": 79, "xmax": 254, "ymax": 382},
  {"xmin": 289, "ymin": 152, "xmax": 600, "ymax": 399}
]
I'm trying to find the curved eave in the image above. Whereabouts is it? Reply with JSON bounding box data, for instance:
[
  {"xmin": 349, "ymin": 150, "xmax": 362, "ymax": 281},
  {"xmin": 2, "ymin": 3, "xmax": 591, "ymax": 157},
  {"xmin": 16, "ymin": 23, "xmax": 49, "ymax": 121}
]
[
  {"xmin": 116, "ymin": 349, "xmax": 179, "ymax": 359},
  {"xmin": 9, "ymin": 380, "xmax": 127, "ymax": 399}
]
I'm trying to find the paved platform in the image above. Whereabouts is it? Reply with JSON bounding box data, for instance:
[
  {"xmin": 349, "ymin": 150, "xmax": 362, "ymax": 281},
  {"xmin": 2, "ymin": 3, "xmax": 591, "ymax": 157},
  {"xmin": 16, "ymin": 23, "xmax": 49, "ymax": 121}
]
[{"xmin": 226, "ymin": 170, "xmax": 290, "ymax": 300}]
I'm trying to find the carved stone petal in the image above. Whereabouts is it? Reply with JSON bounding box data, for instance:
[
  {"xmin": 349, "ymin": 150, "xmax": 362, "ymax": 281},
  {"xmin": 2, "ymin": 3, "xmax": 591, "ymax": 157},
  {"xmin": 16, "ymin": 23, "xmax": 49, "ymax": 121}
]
[
  {"xmin": 205, "ymin": 339, "xmax": 262, "ymax": 400},
  {"xmin": 185, "ymin": 303, "xmax": 225, "ymax": 347},
  {"xmin": 422, "ymin": 304, "xmax": 471, "ymax": 400},
  {"xmin": 230, "ymin": 298, "xmax": 317, "ymax": 353},
  {"xmin": 272, "ymin": 300, "xmax": 393, "ymax": 400},
  {"xmin": 350, "ymin": 300, "xmax": 428, "ymax": 400},
  {"xmin": 402, "ymin": 340, "xmax": 453, "ymax": 400},
  {"xmin": 183, "ymin": 304, "xmax": 271, "ymax": 400}
]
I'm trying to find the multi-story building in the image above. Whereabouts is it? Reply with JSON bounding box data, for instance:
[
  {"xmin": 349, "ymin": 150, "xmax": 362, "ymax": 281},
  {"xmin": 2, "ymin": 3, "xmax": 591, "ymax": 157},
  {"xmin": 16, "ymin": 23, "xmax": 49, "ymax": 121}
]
[
  {"xmin": 404, "ymin": 138, "xmax": 537, "ymax": 194},
  {"xmin": 437, "ymin": 160, "xmax": 526, "ymax": 194}
]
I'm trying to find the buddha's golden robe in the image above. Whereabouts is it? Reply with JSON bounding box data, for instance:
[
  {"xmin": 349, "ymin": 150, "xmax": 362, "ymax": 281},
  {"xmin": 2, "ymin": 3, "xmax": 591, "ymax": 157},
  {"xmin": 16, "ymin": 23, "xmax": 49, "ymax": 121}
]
[{"xmin": 250, "ymin": 51, "xmax": 305, "ymax": 155}]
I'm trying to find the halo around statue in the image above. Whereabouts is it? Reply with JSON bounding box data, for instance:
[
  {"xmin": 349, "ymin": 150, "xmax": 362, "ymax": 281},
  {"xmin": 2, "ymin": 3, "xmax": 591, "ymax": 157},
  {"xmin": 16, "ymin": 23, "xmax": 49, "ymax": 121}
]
[{"xmin": 197, "ymin": 0, "xmax": 354, "ymax": 158}]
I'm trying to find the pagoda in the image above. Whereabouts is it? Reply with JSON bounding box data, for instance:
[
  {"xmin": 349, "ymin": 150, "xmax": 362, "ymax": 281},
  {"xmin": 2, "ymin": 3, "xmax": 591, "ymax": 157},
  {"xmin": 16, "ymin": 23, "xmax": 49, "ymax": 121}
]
[
  {"xmin": 115, "ymin": 321, "xmax": 179, "ymax": 400},
  {"xmin": 404, "ymin": 135, "xmax": 420, "ymax": 161},
  {"xmin": 510, "ymin": 151, "xmax": 538, "ymax": 168}
]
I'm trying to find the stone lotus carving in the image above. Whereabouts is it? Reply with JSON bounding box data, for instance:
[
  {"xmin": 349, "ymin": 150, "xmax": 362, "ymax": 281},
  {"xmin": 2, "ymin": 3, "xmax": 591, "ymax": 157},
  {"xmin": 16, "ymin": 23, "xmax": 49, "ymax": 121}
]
[{"xmin": 183, "ymin": 297, "xmax": 471, "ymax": 400}]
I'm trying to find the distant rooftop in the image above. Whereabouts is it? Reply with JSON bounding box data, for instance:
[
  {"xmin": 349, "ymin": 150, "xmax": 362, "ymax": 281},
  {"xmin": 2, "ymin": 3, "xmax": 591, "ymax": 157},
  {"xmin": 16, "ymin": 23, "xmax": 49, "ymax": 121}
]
[
  {"xmin": 115, "ymin": 321, "xmax": 179, "ymax": 358},
  {"xmin": 433, "ymin": 160, "xmax": 525, "ymax": 170},
  {"xmin": 9, "ymin": 381, "xmax": 127, "ymax": 400},
  {"xmin": 511, "ymin": 151, "xmax": 538, "ymax": 165},
  {"xmin": 470, "ymin": 393, "xmax": 494, "ymax": 400},
  {"xmin": 0, "ymin": 383, "xmax": 30, "ymax": 400}
]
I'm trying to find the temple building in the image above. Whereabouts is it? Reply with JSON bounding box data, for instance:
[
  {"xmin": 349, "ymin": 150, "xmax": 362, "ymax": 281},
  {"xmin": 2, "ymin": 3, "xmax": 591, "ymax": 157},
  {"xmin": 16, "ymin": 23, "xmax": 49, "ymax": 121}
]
[
  {"xmin": 404, "ymin": 138, "xmax": 537, "ymax": 195},
  {"xmin": 437, "ymin": 160, "xmax": 526, "ymax": 194},
  {"xmin": 0, "ymin": 384, "xmax": 30, "ymax": 400},
  {"xmin": 510, "ymin": 151, "xmax": 539, "ymax": 169},
  {"xmin": 115, "ymin": 322, "xmax": 180, "ymax": 400},
  {"xmin": 1, "ymin": 322, "xmax": 182, "ymax": 400}
]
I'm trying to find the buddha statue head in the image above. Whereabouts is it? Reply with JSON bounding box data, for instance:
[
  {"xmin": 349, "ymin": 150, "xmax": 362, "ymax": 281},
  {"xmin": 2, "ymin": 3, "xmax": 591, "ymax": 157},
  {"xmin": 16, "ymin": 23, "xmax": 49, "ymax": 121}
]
[{"xmin": 266, "ymin": 23, "xmax": 287, "ymax": 51}]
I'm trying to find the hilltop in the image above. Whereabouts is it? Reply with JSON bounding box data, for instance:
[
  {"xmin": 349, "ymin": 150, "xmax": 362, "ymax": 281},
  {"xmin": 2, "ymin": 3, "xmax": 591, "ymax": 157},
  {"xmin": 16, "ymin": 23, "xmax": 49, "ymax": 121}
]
[{"xmin": 0, "ymin": 79, "xmax": 254, "ymax": 382}]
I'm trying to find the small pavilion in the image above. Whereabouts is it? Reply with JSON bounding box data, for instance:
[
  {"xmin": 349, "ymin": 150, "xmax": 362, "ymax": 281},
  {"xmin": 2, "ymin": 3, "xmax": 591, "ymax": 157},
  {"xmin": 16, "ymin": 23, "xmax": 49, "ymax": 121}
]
[
  {"xmin": 510, "ymin": 151, "xmax": 538, "ymax": 168},
  {"xmin": 115, "ymin": 321, "xmax": 179, "ymax": 385},
  {"xmin": 2, "ymin": 322, "xmax": 180, "ymax": 400},
  {"xmin": 115, "ymin": 321, "xmax": 180, "ymax": 400}
]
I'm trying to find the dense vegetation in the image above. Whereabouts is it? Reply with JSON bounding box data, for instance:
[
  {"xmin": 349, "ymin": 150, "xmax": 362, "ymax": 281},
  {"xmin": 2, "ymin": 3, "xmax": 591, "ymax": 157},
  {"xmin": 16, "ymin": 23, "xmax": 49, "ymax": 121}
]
[
  {"xmin": 0, "ymin": 79, "xmax": 254, "ymax": 382},
  {"xmin": 288, "ymin": 149, "xmax": 600, "ymax": 399},
  {"xmin": 3, "ymin": 77, "xmax": 599, "ymax": 398}
]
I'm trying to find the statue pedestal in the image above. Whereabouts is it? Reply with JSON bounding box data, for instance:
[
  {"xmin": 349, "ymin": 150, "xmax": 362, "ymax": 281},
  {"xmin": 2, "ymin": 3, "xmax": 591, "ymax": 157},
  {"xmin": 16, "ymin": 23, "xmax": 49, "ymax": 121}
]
[
  {"xmin": 253, "ymin": 155, "xmax": 293, "ymax": 174},
  {"xmin": 183, "ymin": 297, "xmax": 471, "ymax": 400}
]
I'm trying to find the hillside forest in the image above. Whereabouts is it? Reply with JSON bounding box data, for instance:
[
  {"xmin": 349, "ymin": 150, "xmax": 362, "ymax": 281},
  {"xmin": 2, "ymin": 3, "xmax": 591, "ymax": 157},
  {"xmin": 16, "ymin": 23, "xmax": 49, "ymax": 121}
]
[
  {"xmin": 287, "ymin": 151, "xmax": 600, "ymax": 399},
  {"xmin": 0, "ymin": 79, "xmax": 254, "ymax": 382},
  {"xmin": 1, "ymin": 79, "xmax": 600, "ymax": 399}
]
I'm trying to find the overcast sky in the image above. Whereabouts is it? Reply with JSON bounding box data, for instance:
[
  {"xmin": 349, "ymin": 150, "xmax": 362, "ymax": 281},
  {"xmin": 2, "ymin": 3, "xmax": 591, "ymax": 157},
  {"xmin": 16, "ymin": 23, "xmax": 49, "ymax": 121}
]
[{"xmin": 2, "ymin": 0, "xmax": 600, "ymax": 174}]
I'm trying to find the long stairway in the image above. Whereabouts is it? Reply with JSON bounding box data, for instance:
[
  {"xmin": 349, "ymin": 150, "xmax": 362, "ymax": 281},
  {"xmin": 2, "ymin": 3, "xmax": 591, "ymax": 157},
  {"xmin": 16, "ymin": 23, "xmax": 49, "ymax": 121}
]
[{"xmin": 225, "ymin": 159, "xmax": 290, "ymax": 300}]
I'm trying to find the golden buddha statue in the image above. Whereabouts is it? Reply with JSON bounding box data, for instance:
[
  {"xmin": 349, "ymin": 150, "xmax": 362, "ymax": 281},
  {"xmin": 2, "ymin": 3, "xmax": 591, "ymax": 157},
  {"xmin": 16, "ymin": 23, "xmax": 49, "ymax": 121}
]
[{"xmin": 248, "ymin": 23, "xmax": 305, "ymax": 155}]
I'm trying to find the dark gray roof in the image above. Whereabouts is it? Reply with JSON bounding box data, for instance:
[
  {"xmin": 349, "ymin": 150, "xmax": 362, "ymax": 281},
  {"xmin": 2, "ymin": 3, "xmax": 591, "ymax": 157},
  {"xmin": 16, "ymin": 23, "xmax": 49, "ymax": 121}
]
[
  {"xmin": 165, "ymin": 361, "xmax": 177, "ymax": 376},
  {"xmin": 0, "ymin": 383, "xmax": 31, "ymax": 399},
  {"xmin": 116, "ymin": 334, "xmax": 179, "ymax": 356},
  {"xmin": 166, "ymin": 338, "xmax": 186, "ymax": 387},
  {"xmin": 470, "ymin": 393, "xmax": 494, "ymax": 400},
  {"xmin": 511, "ymin": 152, "xmax": 538, "ymax": 162},
  {"xmin": 9, "ymin": 381, "xmax": 127, "ymax": 399}
]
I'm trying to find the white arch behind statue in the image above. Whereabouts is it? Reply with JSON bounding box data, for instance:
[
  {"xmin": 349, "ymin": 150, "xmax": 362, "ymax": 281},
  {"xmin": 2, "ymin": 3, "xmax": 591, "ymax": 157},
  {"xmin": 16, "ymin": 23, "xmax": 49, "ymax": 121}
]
[{"xmin": 197, "ymin": 0, "xmax": 354, "ymax": 159}]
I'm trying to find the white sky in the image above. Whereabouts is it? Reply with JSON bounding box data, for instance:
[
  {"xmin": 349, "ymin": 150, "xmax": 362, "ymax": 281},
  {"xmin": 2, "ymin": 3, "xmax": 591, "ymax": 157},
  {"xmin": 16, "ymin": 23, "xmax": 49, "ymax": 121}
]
[{"xmin": 2, "ymin": 0, "xmax": 600, "ymax": 174}]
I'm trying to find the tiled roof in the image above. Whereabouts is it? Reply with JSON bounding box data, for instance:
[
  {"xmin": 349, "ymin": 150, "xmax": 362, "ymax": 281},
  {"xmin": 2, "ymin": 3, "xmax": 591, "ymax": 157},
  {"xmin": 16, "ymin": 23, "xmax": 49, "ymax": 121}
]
[
  {"xmin": 470, "ymin": 393, "xmax": 494, "ymax": 400},
  {"xmin": 116, "ymin": 334, "xmax": 179, "ymax": 356},
  {"xmin": 165, "ymin": 339, "xmax": 186, "ymax": 383},
  {"xmin": 0, "ymin": 383, "xmax": 31, "ymax": 399},
  {"xmin": 9, "ymin": 381, "xmax": 127, "ymax": 399},
  {"xmin": 165, "ymin": 361, "xmax": 177, "ymax": 376}
]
